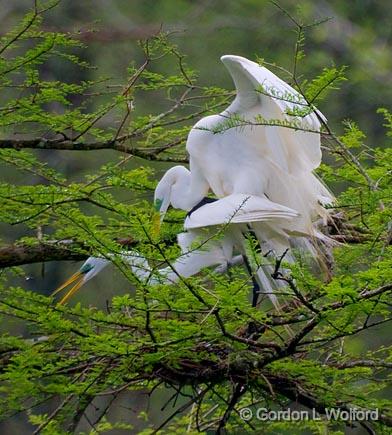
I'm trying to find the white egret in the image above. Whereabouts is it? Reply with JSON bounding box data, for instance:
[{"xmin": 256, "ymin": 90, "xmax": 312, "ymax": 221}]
[
  {"xmin": 52, "ymin": 248, "xmax": 242, "ymax": 305},
  {"xmin": 52, "ymin": 257, "xmax": 112, "ymax": 304},
  {"xmin": 153, "ymin": 56, "xmax": 335, "ymax": 306},
  {"xmin": 153, "ymin": 165, "xmax": 306, "ymax": 309},
  {"xmin": 174, "ymin": 55, "xmax": 333, "ymax": 238}
]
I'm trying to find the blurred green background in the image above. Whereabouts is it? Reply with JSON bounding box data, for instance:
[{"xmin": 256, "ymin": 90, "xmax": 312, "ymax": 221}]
[
  {"xmin": 1, "ymin": 1, "xmax": 391, "ymax": 433},
  {"xmin": 4, "ymin": 0, "xmax": 392, "ymax": 140}
]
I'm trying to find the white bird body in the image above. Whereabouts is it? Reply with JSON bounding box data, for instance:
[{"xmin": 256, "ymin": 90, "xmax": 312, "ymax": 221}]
[
  {"xmin": 167, "ymin": 191, "xmax": 301, "ymax": 298},
  {"xmin": 152, "ymin": 52, "xmax": 338, "ymax": 308},
  {"xmin": 185, "ymin": 55, "xmax": 334, "ymax": 236}
]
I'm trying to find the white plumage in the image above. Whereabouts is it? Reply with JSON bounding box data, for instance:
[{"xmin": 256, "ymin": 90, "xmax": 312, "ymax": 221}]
[
  {"xmin": 185, "ymin": 55, "xmax": 333, "ymax": 236},
  {"xmin": 152, "ymin": 56, "xmax": 335, "ymax": 309},
  {"xmin": 153, "ymin": 165, "xmax": 314, "ymax": 310},
  {"xmin": 184, "ymin": 193, "xmax": 299, "ymax": 229},
  {"xmin": 54, "ymin": 55, "xmax": 334, "ymax": 311}
]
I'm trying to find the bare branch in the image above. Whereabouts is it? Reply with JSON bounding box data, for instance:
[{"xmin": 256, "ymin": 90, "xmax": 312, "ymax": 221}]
[
  {"xmin": 0, "ymin": 137, "xmax": 188, "ymax": 163},
  {"xmin": 0, "ymin": 240, "xmax": 88, "ymax": 268},
  {"xmin": 0, "ymin": 237, "xmax": 135, "ymax": 268}
]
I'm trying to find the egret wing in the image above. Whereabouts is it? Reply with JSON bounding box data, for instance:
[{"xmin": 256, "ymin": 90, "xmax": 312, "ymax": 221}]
[
  {"xmin": 184, "ymin": 194, "xmax": 298, "ymax": 230},
  {"xmin": 221, "ymin": 55, "xmax": 325, "ymax": 174}
]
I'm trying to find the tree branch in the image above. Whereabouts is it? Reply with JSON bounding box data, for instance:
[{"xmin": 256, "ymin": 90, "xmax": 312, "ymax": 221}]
[
  {"xmin": 0, "ymin": 138, "xmax": 188, "ymax": 163},
  {"xmin": 0, "ymin": 240, "xmax": 87, "ymax": 268},
  {"xmin": 0, "ymin": 237, "xmax": 136, "ymax": 268}
]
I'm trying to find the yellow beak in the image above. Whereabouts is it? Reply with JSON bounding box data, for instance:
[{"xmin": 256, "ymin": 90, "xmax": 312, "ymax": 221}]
[
  {"xmin": 151, "ymin": 211, "xmax": 161, "ymax": 238},
  {"xmin": 52, "ymin": 271, "xmax": 85, "ymax": 305}
]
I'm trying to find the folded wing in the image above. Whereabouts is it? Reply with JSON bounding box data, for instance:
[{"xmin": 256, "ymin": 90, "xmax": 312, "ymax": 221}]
[{"xmin": 184, "ymin": 194, "xmax": 299, "ymax": 230}]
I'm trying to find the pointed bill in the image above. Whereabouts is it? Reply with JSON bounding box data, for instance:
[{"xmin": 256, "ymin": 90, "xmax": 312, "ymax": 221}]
[
  {"xmin": 52, "ymin": 271, "xmax": 83, "ymax": 297},
  {"xmin": 58, "ymin": 277, "xmax": 85, "ymax": 305},
  {"xmin": 152, "ymin": 210, "xmax": 161, "ymax": 237}
]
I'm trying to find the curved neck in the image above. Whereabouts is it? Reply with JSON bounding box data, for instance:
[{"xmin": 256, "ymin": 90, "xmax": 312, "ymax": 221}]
[{"xmin": 171, "ymin": 182, "xmax": 199, "ymax": 211}]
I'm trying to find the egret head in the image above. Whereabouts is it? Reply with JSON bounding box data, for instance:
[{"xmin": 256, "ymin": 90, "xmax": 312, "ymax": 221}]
[
  {"xmin": 52, "ymin": 257, "xmax": 109, "ymax": 305},
  {"xmin": 154, "ymin": 165, "xmax": 191, "ymax": 222}
]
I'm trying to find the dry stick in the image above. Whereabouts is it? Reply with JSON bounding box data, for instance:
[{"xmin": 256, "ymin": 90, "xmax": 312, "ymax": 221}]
[
  {"xmin": 328, "ymin": 359, "xmax": 392, "ymax": 370},
  {"xmin": 151, "ymin": 387, "xmax": 210, "ymax": 435},
  {"xmin": 0, "ymin": 137, "xmax": 186, "ymax": 162},
  {"xmin": 216, "ymin": 383, "xmax": 247, "ymax": 433}
]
